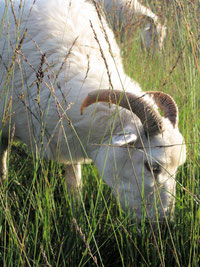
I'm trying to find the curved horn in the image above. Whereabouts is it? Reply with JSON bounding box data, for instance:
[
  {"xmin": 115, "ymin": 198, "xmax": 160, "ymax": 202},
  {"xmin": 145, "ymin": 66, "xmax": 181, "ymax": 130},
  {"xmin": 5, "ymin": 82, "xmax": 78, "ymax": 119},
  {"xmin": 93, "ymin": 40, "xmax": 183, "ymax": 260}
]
[
  {"xmin": 146, "ymin": 91, "xmax": 178, "ymax": 127},
  {"xmin": 81, "ymin": 89, "xmax": 163, "ymax": 135}
]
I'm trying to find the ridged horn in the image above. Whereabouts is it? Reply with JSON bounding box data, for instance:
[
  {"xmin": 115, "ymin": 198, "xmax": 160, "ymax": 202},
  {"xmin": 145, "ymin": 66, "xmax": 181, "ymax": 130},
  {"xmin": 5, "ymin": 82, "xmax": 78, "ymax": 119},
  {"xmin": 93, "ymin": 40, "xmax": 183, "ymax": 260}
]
[
  {"xmin": 81, "ymin": 90, "xmax": 163, "ymax": 135},
  {"xmin": 146, "ymin": 91, "xmax": 178, "ymax": 127}
]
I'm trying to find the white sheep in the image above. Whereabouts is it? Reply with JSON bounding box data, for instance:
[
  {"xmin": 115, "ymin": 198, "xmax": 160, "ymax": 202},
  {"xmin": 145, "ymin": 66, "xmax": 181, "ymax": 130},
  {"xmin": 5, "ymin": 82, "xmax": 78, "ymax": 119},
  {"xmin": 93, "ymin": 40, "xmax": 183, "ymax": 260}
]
[
  {"xmin": 93, "ymin": 0, "xmax": 167, "ymax": 51},
  {"xmin": 0, "ymin": 0, "xmax": 186, "ymax": 220}
]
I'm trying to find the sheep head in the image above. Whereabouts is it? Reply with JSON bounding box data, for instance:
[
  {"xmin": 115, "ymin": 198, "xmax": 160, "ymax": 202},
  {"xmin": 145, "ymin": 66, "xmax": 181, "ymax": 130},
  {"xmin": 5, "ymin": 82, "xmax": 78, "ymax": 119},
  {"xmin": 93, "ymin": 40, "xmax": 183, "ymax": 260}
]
[
  {"xmin": 140, "ymin": 16, "xmax": 167, "ymax": 52},
  {"xmin": 81, "ymin": 90, "xmax": 186, "ymax": 220}
]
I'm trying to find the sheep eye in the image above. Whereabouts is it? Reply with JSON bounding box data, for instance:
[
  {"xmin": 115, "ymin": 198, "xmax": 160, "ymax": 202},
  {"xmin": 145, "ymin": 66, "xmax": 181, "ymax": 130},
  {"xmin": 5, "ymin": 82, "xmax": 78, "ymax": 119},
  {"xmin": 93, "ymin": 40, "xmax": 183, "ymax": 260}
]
[{"xmin": 144, "ymin": 161, "xmax": 161, "ymax": 176}]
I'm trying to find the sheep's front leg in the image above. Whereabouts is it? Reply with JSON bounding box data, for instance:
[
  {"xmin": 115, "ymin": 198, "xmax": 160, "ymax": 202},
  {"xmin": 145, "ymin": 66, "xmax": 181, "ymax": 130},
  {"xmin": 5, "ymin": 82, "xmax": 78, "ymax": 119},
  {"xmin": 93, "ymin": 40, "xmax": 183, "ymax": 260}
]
[
  {"xmin": 0, "ymin": 138, "xmax": 8, "ymax": 181},
  {"xmin": 65, "ymin": 163, "xmax": 82, "ymax": 194},
  {"xmin": 133, "ymin": 0, "xmax": 159, "ymax": 23}
]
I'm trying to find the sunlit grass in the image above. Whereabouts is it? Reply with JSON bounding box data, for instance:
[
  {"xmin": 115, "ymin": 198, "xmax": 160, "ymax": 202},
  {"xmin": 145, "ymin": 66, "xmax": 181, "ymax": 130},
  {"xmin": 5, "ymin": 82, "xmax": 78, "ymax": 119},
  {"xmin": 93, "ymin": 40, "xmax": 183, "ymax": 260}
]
[{"xmin": 0, "ymin": 0, "xmax": 200, "ymax": 266}]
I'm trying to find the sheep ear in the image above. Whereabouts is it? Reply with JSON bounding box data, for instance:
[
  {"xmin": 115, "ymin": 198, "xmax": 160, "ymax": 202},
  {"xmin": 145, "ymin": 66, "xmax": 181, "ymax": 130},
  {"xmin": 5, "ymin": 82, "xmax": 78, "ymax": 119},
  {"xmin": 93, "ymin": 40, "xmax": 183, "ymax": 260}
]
[{"xmin": 112, "ymin": 130, "xmax": 138, "ymax": 146}]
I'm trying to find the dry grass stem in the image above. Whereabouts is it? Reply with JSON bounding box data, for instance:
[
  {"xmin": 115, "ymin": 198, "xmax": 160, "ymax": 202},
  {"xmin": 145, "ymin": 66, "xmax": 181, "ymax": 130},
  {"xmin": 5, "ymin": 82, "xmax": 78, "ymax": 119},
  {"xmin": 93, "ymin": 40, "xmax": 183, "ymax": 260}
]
[
  {"xmin": 40, "ymin": 244, "xmax": 53, "ymax": 267},
  {"xmin": 89, "ymin": 20, "xmax": 114, "ymax": 91},
  {"xmin": 73, "ymin": 218, "xmax": 99, "ymax": 267},
  {"xmin": 162, "ymin": 43, "xmax": 187, "ymax": 87},
  {"xmin": 4, "ymin": 28, "xmax": 27, "ymax": 88}
]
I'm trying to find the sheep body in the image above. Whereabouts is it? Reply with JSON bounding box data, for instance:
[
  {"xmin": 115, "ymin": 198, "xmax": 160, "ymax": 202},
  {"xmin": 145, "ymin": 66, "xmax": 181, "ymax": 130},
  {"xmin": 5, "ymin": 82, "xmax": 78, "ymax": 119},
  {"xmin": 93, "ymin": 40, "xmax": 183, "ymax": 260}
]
[
  {"xmin": 0, "ymin": 0, "xmax": 141, "ymax": 161},
  {"xmin": 0, "ymin": 0, "xmax": 186, "ymax": 220}
]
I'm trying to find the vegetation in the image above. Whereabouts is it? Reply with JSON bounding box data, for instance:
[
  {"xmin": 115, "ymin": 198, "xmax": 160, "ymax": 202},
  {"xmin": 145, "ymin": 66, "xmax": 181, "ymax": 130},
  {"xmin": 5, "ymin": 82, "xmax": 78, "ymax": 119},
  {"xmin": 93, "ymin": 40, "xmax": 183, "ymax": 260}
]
[{"xmin": 0, "ymin": 0, "xmax": 199, "ymax": 266}]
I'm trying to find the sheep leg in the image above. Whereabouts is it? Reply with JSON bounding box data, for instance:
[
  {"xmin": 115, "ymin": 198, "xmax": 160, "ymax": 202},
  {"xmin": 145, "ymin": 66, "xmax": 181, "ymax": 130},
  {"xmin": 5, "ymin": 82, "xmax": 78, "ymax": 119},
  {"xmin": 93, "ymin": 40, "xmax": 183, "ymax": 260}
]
[
  {"xmin": 133, "ymin": 0, "xmax": 159, "ymax": 23},
  {"xmin": 65, "ymin": 163, "xmax": 82, "ymax": 194},
  {"xmin": 98, "ymin": 0, "xmax": 159, "ymax": 23},
  {"xmin": 0, "ymin": 138, "xmax": 8, "ymax": 181}
]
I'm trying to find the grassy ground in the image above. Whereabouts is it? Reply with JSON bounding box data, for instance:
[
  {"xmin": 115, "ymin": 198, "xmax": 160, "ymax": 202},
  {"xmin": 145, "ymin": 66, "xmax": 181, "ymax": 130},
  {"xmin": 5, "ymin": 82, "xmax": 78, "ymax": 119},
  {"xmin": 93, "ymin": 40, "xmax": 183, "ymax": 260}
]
[{"xmin": 0, "ymin": 0, "xmax": 200, "ymax": 266}]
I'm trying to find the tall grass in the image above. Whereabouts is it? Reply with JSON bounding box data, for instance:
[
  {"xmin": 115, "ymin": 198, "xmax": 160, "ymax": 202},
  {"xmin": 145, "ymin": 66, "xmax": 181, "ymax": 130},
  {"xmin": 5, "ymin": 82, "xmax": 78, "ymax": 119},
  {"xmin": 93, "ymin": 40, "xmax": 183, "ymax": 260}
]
[{"xmin": 0, "ymin": 0, "xmax": 199, "ymax": 266}]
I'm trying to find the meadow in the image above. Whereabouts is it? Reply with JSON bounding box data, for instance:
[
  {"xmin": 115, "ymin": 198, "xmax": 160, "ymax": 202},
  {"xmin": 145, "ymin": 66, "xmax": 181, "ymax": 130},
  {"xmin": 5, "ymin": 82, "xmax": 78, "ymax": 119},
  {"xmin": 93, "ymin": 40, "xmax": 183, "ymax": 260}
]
[{"xmin": 0, "ymin": 0, "xmax": 199, "ymax": 266}]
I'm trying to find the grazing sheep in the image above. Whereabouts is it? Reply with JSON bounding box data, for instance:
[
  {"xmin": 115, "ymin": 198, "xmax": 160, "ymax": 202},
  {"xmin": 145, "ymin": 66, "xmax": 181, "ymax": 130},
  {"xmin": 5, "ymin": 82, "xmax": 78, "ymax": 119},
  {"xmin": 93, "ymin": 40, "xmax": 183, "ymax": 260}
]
[
  {"xmin": 93, "ymin": 0, "xmax": 166, "ymax": 51},
  {"xmin": 0, "ymin": 0, "xmax": 186, "ymax": 220}
]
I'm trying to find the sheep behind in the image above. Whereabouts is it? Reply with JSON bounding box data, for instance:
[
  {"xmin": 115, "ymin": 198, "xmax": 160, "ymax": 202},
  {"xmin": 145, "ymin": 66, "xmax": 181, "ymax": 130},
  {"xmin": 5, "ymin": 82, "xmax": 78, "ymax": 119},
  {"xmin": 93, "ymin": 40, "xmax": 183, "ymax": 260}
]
[{"xmin": 94, "ymin": 0, "xmax": 166, "ymax": 51}]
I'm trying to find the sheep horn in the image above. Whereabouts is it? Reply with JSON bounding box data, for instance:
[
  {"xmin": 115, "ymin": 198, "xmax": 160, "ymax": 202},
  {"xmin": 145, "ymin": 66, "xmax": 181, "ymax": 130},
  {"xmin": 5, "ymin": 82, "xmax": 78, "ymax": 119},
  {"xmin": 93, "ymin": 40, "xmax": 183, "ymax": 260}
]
[
  {"xmin": 146, "ymin": 91, "xmax": 178, "ymax": 127},
  {"xmin": 81, "ymin": 89, "xmax": 163, "ymax": 135}
]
